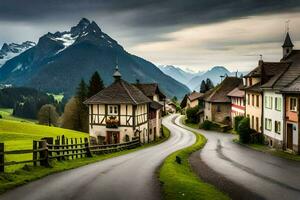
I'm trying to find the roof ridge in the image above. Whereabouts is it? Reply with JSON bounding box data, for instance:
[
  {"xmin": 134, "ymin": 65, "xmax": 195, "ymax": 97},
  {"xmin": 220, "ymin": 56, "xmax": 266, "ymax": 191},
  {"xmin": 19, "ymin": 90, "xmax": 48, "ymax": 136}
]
[{"xmin": 120, "ymin": 80, "xmax": 138, "ymax": 105}]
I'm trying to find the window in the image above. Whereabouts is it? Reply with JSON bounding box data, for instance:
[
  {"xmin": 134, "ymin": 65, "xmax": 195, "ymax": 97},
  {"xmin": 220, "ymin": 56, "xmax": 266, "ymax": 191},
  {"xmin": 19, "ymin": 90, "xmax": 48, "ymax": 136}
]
[
  {"xmin": 108, "ymin": 105, "xmax": 118, "ymax": 115},
  {"xmin": 275, "ymin": 121, "xmax": 281, "ymax": 134},
  {"xmin": 249, "ymin": 78, "xmax": 252, "ymax": 86},
  {"xmin": 265, "ymin": 96, "xmax": 273, "ymax": 109},
  {"xmin": 247, "ymin": 94, "xmax": 250, "ymax": 105},
  {"xmin": 275, "ymin": 97, "xmax": 282, "ymax": 111},
  {"xmin": 256, "ymin": 95, "xmax": 259, "ymax": 107},
  {"xmin": 217, "ymin": 105, "xmax": 221, "ymax": 112},
  {"xmin": 265, "ymin": 118, "xmax": 272, "ymax": 131},
  {"xmin": 252, "ymin": 95, "xmax": 254, "ymax": 106},
  {"xmin": 290, "ymin": 97, "xmax": 297, "ymax": 111},
  {"xmin": 251, "ymin": 116, "xmax": 254, "ymax": 129},
  {"xmin": 256, "ymin": 117, "xmax": 259, "ymax": 131}
]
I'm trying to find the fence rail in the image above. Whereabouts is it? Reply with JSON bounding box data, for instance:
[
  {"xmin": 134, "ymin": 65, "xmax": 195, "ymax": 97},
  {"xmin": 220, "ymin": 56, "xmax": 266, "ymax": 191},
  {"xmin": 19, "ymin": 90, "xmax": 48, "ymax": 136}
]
[{"xmin": 0, "ymin": 135, "xmax": 141, "ymax": 172}]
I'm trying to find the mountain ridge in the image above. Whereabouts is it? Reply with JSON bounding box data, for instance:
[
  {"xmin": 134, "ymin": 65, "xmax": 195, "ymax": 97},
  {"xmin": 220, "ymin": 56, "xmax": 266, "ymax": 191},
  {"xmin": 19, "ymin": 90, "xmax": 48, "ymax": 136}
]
[{"xmin": 0, "ymin": 18, "xmax": 190, "ymax": 99}]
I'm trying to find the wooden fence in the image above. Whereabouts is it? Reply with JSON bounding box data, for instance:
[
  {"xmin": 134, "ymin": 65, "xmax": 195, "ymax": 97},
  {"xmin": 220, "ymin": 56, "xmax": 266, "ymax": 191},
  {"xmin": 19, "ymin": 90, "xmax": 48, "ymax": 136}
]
[{"xmin": 0, "ymin": 136, "xmax": 140, "ymax": 172}]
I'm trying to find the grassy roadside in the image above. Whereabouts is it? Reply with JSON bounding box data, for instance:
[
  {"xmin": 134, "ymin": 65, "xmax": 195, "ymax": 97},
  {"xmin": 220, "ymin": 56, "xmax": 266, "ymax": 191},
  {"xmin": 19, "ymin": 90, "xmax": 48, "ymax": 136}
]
[
  {"xmin": 0, "ymin": 125, "xmax": 170, "ymax": 194},
  {"xmin": 159, "ymin": 127, "xmax": 229, "ymax": 200},
  {"xmin": 233, "ymin": 139, "xmax": 300, "ymax": 161}
]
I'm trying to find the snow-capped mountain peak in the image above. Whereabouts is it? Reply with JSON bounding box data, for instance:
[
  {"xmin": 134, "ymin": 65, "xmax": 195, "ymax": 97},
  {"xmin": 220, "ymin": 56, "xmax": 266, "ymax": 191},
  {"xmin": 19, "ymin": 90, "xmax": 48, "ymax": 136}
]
[{"xmin": 0, "ymin": 41, "xmax": 36, "ymax": 68}]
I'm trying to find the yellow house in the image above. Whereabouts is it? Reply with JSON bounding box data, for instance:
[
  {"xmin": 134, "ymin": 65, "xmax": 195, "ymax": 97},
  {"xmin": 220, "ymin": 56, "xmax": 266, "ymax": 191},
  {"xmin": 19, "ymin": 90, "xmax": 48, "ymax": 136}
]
[{"xmin": 84, "ymin": 66, "xmax": 159, "ymax": 144}]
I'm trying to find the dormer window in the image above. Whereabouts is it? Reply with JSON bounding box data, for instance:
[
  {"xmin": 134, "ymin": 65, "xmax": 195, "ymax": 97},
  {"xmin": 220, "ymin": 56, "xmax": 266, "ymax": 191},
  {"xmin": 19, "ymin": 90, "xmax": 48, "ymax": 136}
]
[{"xmin": 108, "ymin": 105, "xmax": 118, "ymax": 115}]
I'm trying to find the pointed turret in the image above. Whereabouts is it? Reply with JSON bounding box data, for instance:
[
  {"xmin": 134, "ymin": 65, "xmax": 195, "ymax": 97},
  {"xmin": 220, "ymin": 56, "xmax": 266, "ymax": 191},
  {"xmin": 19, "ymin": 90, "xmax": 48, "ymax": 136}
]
[
  {"xmin": 282, "ymin": 32, "xmax": 294, "ymax": 58},
  {"xmin": 113, "ymin": 63, "xmax": 122, "ymax": 81}
]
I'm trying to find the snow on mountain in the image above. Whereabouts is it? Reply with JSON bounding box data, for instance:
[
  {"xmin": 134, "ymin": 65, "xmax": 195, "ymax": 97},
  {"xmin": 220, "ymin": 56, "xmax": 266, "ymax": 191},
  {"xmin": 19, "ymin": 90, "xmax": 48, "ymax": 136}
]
[{"xmin": 0, "ymin": 41, "xmax": 35, "ymax": 68}]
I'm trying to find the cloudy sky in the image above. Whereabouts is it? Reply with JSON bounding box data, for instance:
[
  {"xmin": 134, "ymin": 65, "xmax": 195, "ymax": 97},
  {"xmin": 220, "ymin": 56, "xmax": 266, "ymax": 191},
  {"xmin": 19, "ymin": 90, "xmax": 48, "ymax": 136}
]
[{"xmin": 0, "ymin": 0, "xmax": 300, "ymax": 72}]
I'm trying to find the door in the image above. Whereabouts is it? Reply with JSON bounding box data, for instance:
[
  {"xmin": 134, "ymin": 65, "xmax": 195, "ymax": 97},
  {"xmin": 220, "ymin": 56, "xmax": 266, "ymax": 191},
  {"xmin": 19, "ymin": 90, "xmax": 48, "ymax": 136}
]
[
  {"xmin": 106, "ymin": 131, "xmax": 120, "ymax": 144},
  {"xmin": 287, "ymin": 123, "xmax": 293, "ymax": 150}
]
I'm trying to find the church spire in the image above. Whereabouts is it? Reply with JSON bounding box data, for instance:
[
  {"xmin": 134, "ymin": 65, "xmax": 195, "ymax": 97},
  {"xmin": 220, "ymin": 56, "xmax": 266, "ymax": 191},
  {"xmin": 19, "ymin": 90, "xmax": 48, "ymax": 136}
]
[
  {"xmin": 113, "ymin": 57, "xmax": 122, "ymax": 81},
  {"xmin": 282, "ymin": 21, "xmax": 294, "ymax": 58}
]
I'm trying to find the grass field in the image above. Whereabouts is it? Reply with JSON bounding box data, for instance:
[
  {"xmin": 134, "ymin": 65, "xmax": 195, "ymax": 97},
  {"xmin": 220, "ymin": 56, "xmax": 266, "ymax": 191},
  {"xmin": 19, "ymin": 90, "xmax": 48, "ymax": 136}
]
[
  {"xmin": 0, "ymin": 108, "xmax": 36, "ymax": 123},
  {"xmin": 0, "ymin": 119, "xmax": 87, "ymax": 172},
  {"xmin": 159, "ymin": 125, "xmax": 229, "ymax": 200},
  {"xmin": 0, "ymin": 125, "xmax": 170, "ymax": 194}
]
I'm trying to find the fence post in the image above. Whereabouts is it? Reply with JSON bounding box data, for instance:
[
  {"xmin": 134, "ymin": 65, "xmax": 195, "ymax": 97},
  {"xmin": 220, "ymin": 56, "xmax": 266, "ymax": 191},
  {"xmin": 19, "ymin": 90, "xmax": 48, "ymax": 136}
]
[
  {"xmin": 62, "ymin": 135, "xmax": 65, "ymax": 160},
  {"xmin": 80, "ymin": 138, "xmax": 83, "ymax": 158},
  {"xmin": 75, "ymin": 138, "xmax": 78, "ymax": 159},
  {"xmin": 39, "ymin": 140, "xmax": 50, "ymax": 167},
  {"xmin": 0, "ymin": 143, "xmax": 4, "ymax": 172},
  {"xmin": 85, "ymin": 138, "xmax": 92, "ymax": 157},
  {"xmin": 66, "ymin": 137, "xmax": 69, "ymax": 160},
  {"xmin": 71, "ymin": 138, "xmax": 74, "ymax": 160},
  {"xmin": 42, "ymin": 137, "xmax": 53, "ymax": 158},
  {"xmin": 33, "ymin": 141, "xmax": 37, "ymax": 166},
  {"xmin": 55, "ymin": 137, "xmax": 60, "ymax": 161}
]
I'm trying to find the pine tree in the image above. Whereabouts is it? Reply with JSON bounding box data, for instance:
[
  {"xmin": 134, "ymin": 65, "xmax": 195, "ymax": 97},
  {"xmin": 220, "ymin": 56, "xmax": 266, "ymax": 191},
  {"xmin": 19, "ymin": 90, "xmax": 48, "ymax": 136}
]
[
  {"xmin": 88, "ymin": 71, "xmax": 104, "ymax": 98},
  {"xmin": 200, "ymin": 80, "xmax": 207, "ymax": 93},
  {"xmin": 206, "ymin": 78, "xmax": 214, "ymax": 90},
  {"xmin": 76, "ymin": 79, "xmax": 88, "ymax": 104}
]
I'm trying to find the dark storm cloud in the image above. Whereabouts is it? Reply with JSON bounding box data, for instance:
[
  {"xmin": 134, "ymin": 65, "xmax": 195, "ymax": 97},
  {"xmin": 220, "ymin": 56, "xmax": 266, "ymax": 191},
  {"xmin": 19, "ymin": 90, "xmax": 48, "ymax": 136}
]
[{"xmin": 0, "ymin": 0, "xmax": 300, "ymax": 27}]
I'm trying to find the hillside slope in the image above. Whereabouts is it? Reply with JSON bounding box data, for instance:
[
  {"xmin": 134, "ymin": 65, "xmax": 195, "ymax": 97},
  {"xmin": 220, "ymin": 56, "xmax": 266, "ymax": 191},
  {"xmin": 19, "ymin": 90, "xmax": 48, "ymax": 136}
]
[{"xmin": 0, "ymin": 18, "xmax": 190, "ymax": 98}]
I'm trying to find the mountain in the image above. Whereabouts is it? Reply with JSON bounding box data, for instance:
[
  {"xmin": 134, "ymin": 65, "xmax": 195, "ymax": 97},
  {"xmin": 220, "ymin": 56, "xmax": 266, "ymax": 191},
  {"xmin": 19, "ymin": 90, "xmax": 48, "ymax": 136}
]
[
  {"xmin": 0, "ymin": 41, "xmax": 35, "ymax": 68},
  {"xmin": 0, "ymin": 18, "xmax": 190, "ymax": 99},
  {"xmin": 158, "ymin": 65, "xmax": 194, "ymax": 85},
  {"xmin": 187, "ymin": 66, "xmax": 245, "ymax": 91}
]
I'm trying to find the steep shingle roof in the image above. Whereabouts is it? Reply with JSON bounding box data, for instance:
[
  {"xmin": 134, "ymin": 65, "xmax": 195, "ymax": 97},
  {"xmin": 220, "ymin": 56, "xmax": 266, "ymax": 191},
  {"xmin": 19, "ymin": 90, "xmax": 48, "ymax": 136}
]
[
  {"xmin": 84, "ymin": 79, "xmax": 152, "ymax": 105},
  {"xmin": 133, "ymin": 83, "xmax": 166, "ymax": 99},
  {"xmin": 227, "ymin": 87, "xmax": 244, "ymax": 98},
  {"xmin": 282, "ymin": 32, "xmax": 294, "ymax": 48},
  {"xmin": 188, "ymin": 91, "xmax": 204, "ymax": 101},
  {"xmin": 205, "ymin": 77, "xmax": 242, "ymax": 103}
]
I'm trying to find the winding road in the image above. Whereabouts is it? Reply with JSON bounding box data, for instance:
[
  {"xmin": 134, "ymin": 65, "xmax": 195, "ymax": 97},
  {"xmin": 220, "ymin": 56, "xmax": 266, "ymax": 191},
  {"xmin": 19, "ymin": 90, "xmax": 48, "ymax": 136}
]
[
  {"xmin": 178, "ymin": 118, "xmax": 300, "ymax": 200},
  {"xmin": 1, "ymin": 115, "xmax": 300, "ymax": 200},
  {"xmin": 0, "ymin": 115, "xmax": 195, "ymax": 200}
]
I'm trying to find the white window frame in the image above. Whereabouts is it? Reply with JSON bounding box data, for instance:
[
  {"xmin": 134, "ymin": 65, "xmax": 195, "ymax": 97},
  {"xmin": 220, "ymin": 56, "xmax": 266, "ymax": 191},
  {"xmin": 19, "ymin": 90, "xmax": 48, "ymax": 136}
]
[
  {"xmin": 275, "ymin": 97, "xmax": 282, "ymax": 111},
  {"xmin": 265, "ymin": 96, "xmax": 273, "ymax": 109},
  {"xmin": 274, "ymin": 121, "xmax": 281, "ymax": 134},
  {"xmin": 265, "ymin": 118, "xmax": 272, "ymax": 131},
  {"xmin": 290, "ymin": 97, "xmax": 297, "ymax": 112},
  {"xmin": 108, "ymin": 105, "xmax": 118, "ymax": 115}
]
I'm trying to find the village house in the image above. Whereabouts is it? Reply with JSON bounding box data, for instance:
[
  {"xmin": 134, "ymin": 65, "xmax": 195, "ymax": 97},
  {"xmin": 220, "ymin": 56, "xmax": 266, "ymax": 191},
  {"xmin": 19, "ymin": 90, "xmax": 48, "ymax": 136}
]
[
  {"xmin": 84, "ymin": 66, "xmax": 165, "ymax": 144},
  {"xmin": 227, "ymin": 85, "xmax": 245, "ymax": 126},
  {"xmin": 165, "ymin": 101, "xmax": 177, "ymax": 113},
  {"xmin": 180, "ymin": 91, "xmax": 204, "ymax": 110},
  {"xmin": 133, "ymin": 82, "xmax": 165, "ymax": 141},
  {"xmin": 204, "ymin": 76, "xmax": 242, "ymax": 125}
]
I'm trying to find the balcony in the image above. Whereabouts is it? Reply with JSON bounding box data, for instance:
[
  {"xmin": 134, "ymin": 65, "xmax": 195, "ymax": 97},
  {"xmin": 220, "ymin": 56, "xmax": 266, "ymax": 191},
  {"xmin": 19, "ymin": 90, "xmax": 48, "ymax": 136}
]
[{"xmin": 106, "ymin": 116, "xmax": 120, "ymax": 128}]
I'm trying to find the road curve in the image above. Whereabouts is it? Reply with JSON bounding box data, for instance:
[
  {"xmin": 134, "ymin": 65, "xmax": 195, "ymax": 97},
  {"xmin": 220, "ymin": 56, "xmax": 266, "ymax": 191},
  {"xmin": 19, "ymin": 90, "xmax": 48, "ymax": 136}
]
[
  {"xmin": 177, "ymin": 117, "xmax": 300, "ymax": 200},
  {"xmin": 0, "ymin": 115, "xmax": 195, "ymax": 200}
]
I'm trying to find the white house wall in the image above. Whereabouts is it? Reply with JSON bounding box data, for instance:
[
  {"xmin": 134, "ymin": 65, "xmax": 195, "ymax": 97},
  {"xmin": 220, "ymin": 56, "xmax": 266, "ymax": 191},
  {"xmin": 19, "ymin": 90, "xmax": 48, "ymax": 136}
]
[{"xmin": 263, "ymin": 90, "xmax": 284, "ymax": 142}]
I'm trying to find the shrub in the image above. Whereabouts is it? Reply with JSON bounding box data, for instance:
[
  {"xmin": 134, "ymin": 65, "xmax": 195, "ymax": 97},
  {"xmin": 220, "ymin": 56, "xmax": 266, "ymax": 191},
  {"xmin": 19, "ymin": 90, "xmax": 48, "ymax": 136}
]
[
  {"xmin": 186, "ymin": 106, "xmax": 200, "ymax": 124},
  {"xmin": 237, "ymin": 118, "xmax": 251, "ymax": 143},
  {"xmin": 200, "ymin": 120, "xmax": 214, "ymax": 130},
  {"xmin": 234, "ymin": 116, "xmax": 244, "ymax": 131},
  {"xmin": 0, "ymin": 114, "xmax": 2, "ymax": 119}
]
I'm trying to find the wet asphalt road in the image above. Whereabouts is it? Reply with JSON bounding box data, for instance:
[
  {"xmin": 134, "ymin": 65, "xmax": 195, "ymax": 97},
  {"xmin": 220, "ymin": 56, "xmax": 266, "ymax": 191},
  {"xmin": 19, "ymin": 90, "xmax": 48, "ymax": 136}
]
[
  {"xmin": 0, "ymin": 115, "xmax": 195, "ymax": 200},
  {"xmin": 178, "ymin": 117, "xmax": 300, "ymax": 200}
]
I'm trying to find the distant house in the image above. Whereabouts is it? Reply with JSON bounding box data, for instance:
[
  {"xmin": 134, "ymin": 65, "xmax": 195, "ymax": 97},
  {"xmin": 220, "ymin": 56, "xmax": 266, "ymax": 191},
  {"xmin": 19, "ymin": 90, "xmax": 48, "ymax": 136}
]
[
  {"xmin": 84, "ymin": 66, "xmax": 164, "ymax": 144},
  {"xmin": 180, "ymin": 91, "xmax": 204, "ymax": 110},
  {"xmin": 165, "ymin": 101, "xmax": 177, "ymax": 113},
  {"xmin": 204, "ymin": 77, "xmax": 242, "ymax": 125},
  {"xmin": 227, "ymin": 85, "xmax": 245, "ymax": 126}
]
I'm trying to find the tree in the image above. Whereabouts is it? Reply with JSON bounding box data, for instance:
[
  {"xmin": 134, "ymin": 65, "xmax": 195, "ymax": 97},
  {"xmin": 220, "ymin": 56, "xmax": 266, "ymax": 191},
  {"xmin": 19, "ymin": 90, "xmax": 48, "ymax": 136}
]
[
  {"xmin": 206, "ymin": 78, "xmax": 214, "ymax": 90},
  {"xmin": 38, "ymin": 104, "xmax": 59, "ymax": 126},
  {"xmin": 200, "ymin": 80, "xmax": 207, "ymax": 93},
  {"xmin": 76, "ymin": 79, "xmax": 88, "ymax": 105},
  {"xmin": 186, "ymin": 105, "xmax": 200, "ymax": 124},
  {"xmin": 61, "ymin": 97, "xmax": 81, "ymax": 131},
  {"xmin": 88, "ymin": 71, "xmax": 104, "ymax": 98},
  {"xmin": 171, "ymin": 96, "xmax": 178, "ymax": 103},
  {"xmin": 237, "ymin": 117, "xmax": 251, "ymax": 143}
]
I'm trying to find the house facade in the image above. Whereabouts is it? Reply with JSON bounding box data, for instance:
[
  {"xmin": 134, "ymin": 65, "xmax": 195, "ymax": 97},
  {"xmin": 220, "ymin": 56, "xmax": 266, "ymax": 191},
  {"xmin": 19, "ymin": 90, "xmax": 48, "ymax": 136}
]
[
  {"xmin": 180, "ymin": 91, "xmax": 204, "ymax": 110},
  {"xmin": 84, "ymin": 66, "xmax": 164, "ymax": 144},
  {"xmin": 204, "ymin": 77, "xmax": 242, "ymax": 125},
  {"xmin": 227, "ymin": 86, "xmax": 245, "ymax": 126}
]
